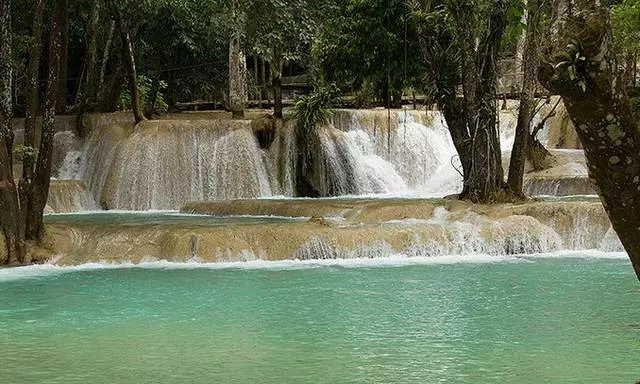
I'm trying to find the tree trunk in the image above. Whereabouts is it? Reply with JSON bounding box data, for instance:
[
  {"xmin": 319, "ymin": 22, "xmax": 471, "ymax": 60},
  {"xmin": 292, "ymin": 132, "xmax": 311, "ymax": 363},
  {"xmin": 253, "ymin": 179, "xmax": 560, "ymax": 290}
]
[
  {"xmin": 260, "ymin": 58, "xmax": 266, "ymax": 108},
  {"xmin": 441, "ymin": 97, "xmax": 472, "ymax": 196},
  {"xmin": 103, "ymin": 61, "xmax": 123, "ymax": 113},
  {"xmin": 85, "ymin": 1, "xmax": 101, "ymax": 105},
  {"xmin": 20, "ymin": 0, "xmax": 45, "ymax": 242},
  {"xmin": 99, "ymin": 24, "xmax": 122, "ymax": 113},
  {"xmin": 253, "ymin": 55, "xmax": 259, "ymax": 103},
  {"xmin": 0, "ymin": 0, "xmax": 25, "ymax": 264},
  {"xmin": 26, "ymin": 0, "xmax": 63, "ymax": 241},
  {"xmin": 55, "ymin": 0, "xmax": 68, "ymax": 114},
  {"xmin": 507, "ymin": 0, "xmax": 542, "ymax": 197},
  {"xmin": 539, "ymin": 1, "xmax": 640, "ymax": 280},
  {"xmin": 452, "ymin": 1, "xmax": 507, "ymax": 202},
  {"xmin": 116, "ymin": 12, "xmax": 145, "ymax": 124},
  {"xmin": 272, "ymin": 46, "xmax": 283, "ymax": 119},
  {"xmin": 75, "ymin": 0, "xmax": 101, "ymax": 137},
  {"xmin": 97, "ymin": 20, "xmax": 115, "ymax": 110},
  {"xmin": 623, "ymin": 53, "xmax": 636, "ymax": 89},
  {"xmin": 228, "ymin": 26, "xmax": 247, "ymax": 119}
]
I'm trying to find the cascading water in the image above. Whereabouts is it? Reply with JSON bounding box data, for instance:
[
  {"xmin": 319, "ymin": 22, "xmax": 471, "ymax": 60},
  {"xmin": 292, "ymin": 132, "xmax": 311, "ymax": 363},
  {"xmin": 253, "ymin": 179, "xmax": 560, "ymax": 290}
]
[
  {"xmin": 55, "ymin": 106, "xmax": 583, "ymax": 211},
  {"xmin": 46, "ymin": 180, "xmax": 100, "ymax": 213},
  {"xmin": 45, "ymin": 199, "xmax": 625, "ymax": 264},
  {"xmin": 8, "ymin": 108, "xmax": 623, "ymax": 266},
  {"xmin": 99, "ymin": 120, "xmax": 273, "ymax": 210}
]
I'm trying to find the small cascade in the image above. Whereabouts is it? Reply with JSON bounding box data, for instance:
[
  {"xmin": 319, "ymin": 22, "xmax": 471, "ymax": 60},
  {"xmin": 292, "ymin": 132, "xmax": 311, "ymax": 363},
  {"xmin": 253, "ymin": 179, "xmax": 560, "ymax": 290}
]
[
  {"xmin": 524, "ymin": 177, "xmax": 594, "ymax": 196},
  {"xmin": 599, "ymin": 227, "xmax": 624, "ymax": 252},
  {"xmin": 47, "ymin": 180, "xmax": 100, "ymax": 213},
  {"xmin": 99, "ymin": 120, "xmax": 273, "ymax": 210},
  {"xmin": 332, "ymin": 110, "xmax": 462, "ymax": 195},
  {"xmin": 12, "ymin": 126, "xmax": 83, "ymax": 178},
  {"xmin": 77, "ymin": 123, "xmax": 132, "ymax": 204},
  {"xmin": 47, "ymin": 200, "xmax": 625, "ymax": 264}
]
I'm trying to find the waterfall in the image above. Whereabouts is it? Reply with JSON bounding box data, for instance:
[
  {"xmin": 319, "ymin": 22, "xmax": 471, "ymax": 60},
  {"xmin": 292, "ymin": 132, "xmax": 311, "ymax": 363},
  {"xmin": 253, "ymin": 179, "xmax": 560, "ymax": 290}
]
[
  {"xmin": 52, "ymin": 106, "xmax": 584, "ymax": 211},
  {"xmin": 99, "ymin": 120, "xmax": 273, "ymax": 210},
  {"xmin": 47, "ymin": 180, "xmax": 100, "ymax": 213},
  {"xmin": 524, "ymin": 177, "xmax": 594, "ymax": 196}
]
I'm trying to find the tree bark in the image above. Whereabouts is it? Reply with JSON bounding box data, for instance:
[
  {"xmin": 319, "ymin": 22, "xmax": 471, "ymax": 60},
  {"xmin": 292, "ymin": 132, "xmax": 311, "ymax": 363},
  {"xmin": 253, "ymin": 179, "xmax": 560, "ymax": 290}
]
[
  {"xmin": 507, "ymin": 0, "xmax": 542, "ymax": 196},
  {"xmin": 20, "ymin": 0, "xmax": 45, "ymax": 242},
  {"xmin": 85, "ymin": 1, "xmax": 101, "ymax": 105},
  {"xmin": 228, "ymin": 25, "xmax": 247, "ymax": 119},
  {"xmin": 253, "ymin": 55, "xmax": 259, "ymax": 102},
  {"xmin": 0, "ymin": 0, "xmax": 25, "ymax": 263},
  {"xmin": 539, "ymin": 1, "xmax": 640, "ymax": 280},
  {"xmin": 26, "ymin": 0, "xmax": 63, "ymax": 241},
  {"xmin": 272, "ymin": 46, "xmax": 283, "ymax": 119},
  {"xmin": 115, "ymin": 11, "xmax": 145, "ymax": 124},
  {"xmin": 450, "ymin": 1, "xmax": 507, "ymax": 202},
  {"xmin": 97, "ymin": 20, "xmax": 115, "ymax": 110},
  {"xmin": 75, "ymin": 0, "xmax": 101, "ymax": 137},
  {"xmin": 100, "ymin": 24, "xmax": 123, "ymax": 113},
  {"xmin": 55, "ymin": 0, "xmax": 68, "ymax": 114},
  {"xmin": 260, "ymin": 58, "xmax": 267, "ymax": 107},
  {"xmin": 441, "ymin": 97, "xmax": 472, "ymax": 196}
]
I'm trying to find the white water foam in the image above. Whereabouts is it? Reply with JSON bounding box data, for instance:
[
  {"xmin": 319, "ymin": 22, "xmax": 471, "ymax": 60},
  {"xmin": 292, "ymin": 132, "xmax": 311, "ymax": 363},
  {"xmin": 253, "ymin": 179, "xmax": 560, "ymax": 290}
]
[{"xmin": 0, "ymin": 251, "xmax": 628, "ymax": 282}]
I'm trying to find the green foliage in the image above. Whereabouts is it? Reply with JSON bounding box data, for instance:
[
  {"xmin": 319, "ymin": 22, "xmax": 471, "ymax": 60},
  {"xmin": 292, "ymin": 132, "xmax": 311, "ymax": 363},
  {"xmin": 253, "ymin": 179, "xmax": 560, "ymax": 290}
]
[
  {"xmin": 554, "ymin": 40, "xmax": 587, "ymax": 92},
  {"xmin": 499, "ymin": 0, "xmax": 526, "ymax": 56},
  {"xmin": 118, "ymin": 75, "xmax": 168, "ymax": 116},
  {"xmin": 136, "ymin": 0, "xmax": 230, "ymax": 103},
  {"xmin": 293, "ymin": 82, "xmax": 339, "ymax": 181},
  {"xmin": 242, "ymin": 0, "xmax": 337, "ymax": 67},
  {"xmin": 612, "ymin": 0, "xmax": 640, "ymax": 56},
  {"xmin": 353, "ymin": 81, "xmax": 377, "ymax": 108},
  {"xmin": 293, "ymin": 83, "xmax": 339, "ymax": 132},
  {"xmin": 410, "ymin": 3, "xmax": 460, "ymax": 103},
  {"xmin": 13, "ymin": 145, "xmax": 37, "ymax": 162},
  {"xmin": 314, "ymin": 0, "xmax": 423, "ymax": 106}
]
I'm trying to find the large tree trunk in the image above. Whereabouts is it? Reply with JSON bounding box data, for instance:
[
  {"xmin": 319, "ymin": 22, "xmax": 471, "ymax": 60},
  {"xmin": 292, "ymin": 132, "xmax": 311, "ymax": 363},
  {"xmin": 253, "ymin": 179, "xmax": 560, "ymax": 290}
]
[
  {"xmin": 451, "ymin": 1, "xmax": 507, "ymax": 202},
  {"xmin": 272, "ymin": 46, "xmax": 283, "ymax": 119},
  {"xmin": 55, "ymin": 0, "xmax": 68, "ymax": 114},
  {"xmin": 507, "ymin": 0, "xmax": 542, "ymax": 196},
  {"xmin": 26, "ymin": 0, "xmax": 63, "ymax": 241},
  {"xmin": 20, "ymin": 0, "xmax": 45, "ymax": 242},
  {"xmin": 228, "ymin": 26, "xmax": 247, "ymax": 119},
  {"xmin": 0, "ymin": 0, "xmax": 25, "ymax": 264},
  {"xmin": 441, "ymin": 97, "xmax": 472, "ymax": 196},
  {"xmin": 539, "ymin": 1, "xmax": 640, "ymax": 280}
]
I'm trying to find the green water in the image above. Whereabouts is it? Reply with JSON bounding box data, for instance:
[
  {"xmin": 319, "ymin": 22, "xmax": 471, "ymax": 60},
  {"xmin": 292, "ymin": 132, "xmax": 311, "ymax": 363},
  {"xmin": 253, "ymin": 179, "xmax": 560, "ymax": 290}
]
[{"xmin": 1, "ymin": 257, "xmax": 638, "ymax": 383}]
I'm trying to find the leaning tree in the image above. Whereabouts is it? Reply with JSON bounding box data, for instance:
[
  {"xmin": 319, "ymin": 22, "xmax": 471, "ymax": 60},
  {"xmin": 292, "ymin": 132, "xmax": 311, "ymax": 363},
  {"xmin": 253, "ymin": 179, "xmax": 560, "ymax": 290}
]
[{"xmin": 539, "ymin": 0, "xmax": 640, "ymax": 280}]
